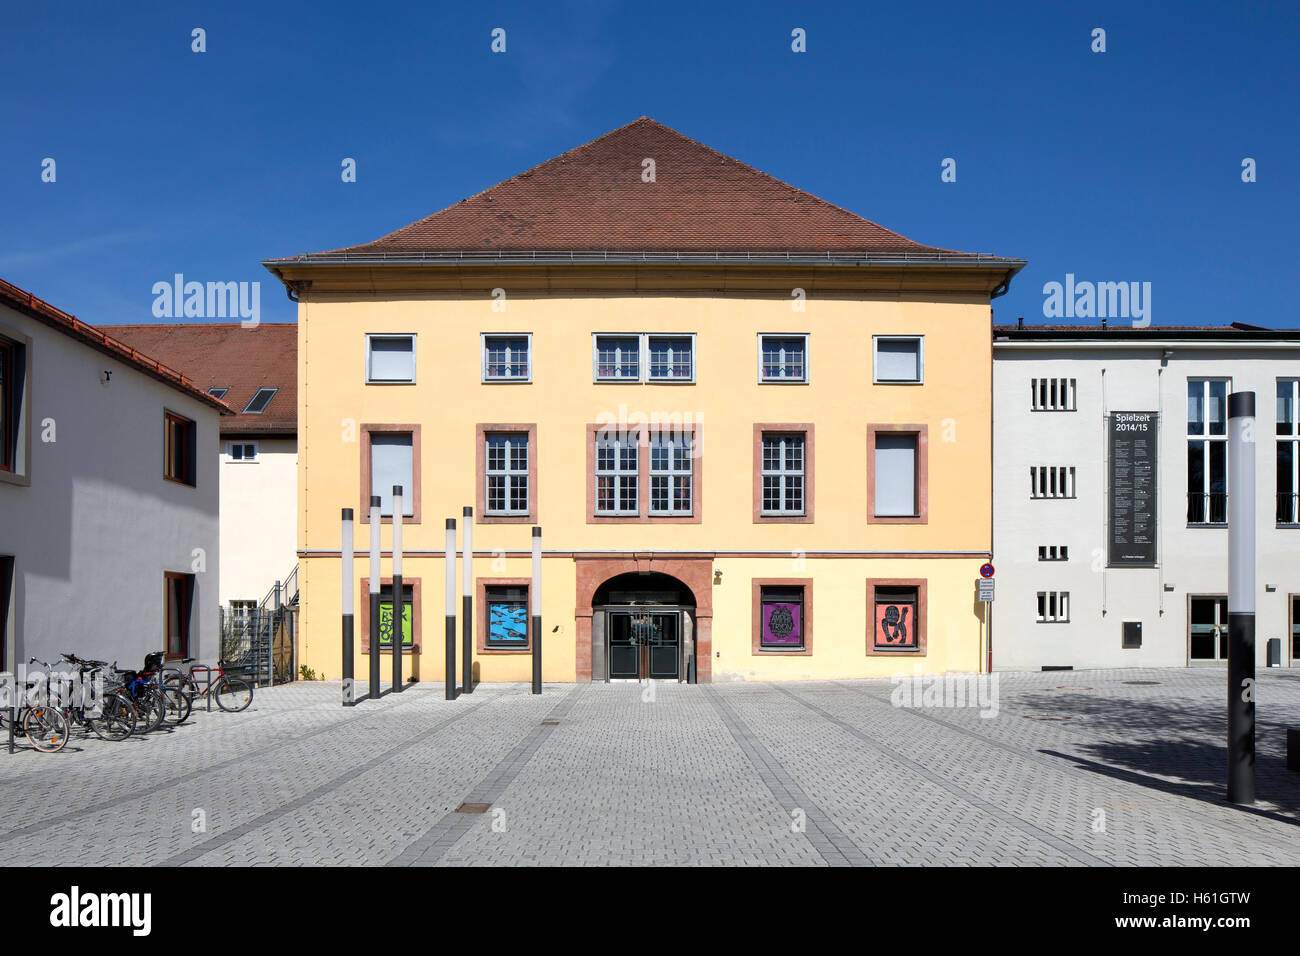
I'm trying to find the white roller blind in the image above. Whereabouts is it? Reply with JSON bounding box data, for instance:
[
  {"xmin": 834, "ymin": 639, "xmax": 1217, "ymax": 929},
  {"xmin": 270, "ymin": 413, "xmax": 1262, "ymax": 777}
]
[
  {"xmin": 369, "ymin": 336, "xmax": 415, "ymax": 382},
  {"xmin": 875, "ymin": 339, "xmax": 920, "ymax": 381},
  {"xmin": 875, "ymin": 434, "xmax": 917, "ymax": 516},
  {"xmin": 371, "ymin": 433, "xmax": 413, "ymax": 516}
]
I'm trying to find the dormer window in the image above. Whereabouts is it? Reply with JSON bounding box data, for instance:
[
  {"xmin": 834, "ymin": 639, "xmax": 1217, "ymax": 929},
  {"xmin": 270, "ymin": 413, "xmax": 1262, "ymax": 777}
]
[{"xmin": 242, "ymin": 388, "xmax": 277, "ymax": 414}]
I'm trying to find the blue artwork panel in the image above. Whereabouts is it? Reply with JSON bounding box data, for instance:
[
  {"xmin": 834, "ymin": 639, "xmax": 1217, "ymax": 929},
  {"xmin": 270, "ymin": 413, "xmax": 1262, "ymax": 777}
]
[{"xmin": 489, "ymin": 602, "xmax": 528, "ymax": 645}]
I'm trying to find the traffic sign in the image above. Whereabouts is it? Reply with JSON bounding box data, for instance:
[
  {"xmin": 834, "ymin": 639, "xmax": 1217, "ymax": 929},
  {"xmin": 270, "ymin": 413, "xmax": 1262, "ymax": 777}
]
[
  {"xmin": 979, "ymin": 563, "xmax": 995, "ymax": 579},
  {"xmin": 977, "ymin": 578, "xmax": 995, "ymax": 602}
]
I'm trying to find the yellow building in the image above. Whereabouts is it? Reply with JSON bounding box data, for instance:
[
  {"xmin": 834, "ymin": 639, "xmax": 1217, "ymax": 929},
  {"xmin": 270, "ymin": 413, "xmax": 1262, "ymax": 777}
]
[{"xmin": 265, "ymin": 118, "xmax": 1023, "ymax": 684}]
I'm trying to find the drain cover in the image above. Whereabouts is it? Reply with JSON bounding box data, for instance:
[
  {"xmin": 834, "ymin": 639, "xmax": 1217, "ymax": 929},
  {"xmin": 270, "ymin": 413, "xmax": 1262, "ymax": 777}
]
[
  {"xmin": 1123, "ymin": 680, "xmax": 1160, "ymax": 685},
  {"xmin": 455, "ymin": 802, "xmax": 491, "ymax": 814},
  {"xmin": 1024, "ymin": 714, "xmax": 1072, "ymax": 721},
  {"xmin": 540, "ymin": 719, "xmax": 559, "ymax": 726},
  {"xmin": 1057, "ymin": 686, "xmax": 1093, "ymax": 691}
]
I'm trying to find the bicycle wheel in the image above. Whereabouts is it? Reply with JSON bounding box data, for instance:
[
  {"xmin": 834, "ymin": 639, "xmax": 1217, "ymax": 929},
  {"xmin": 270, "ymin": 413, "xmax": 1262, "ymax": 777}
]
[
  {"xmin": 90, "ymin": 693, "xmax": 136, "ymax": 742},
  {"xmin": 214, "ymin": 676, "xmax": 253, "ymax": 712},
  {"xmin": 23, "ymin": 706, "xmax": 70, "ymax": 753},
  {"xmin": 164, "ymin": 674, "xmax": 198, "ymax": 703},
  {"xmin": 161, "ymin": 685, "xmax": 191, "ymax": 725},
  {"xmin": 139, "ymin": 688, "xmax": 167, "ymax": 733}
]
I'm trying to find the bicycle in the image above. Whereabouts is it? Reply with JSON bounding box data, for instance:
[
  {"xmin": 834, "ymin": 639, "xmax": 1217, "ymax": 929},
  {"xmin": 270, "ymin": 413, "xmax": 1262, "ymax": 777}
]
[
  {"xmin": 140, "ymin": 652, "xmax": 191, "ymax": 726},
  {"xmin": 57, "ymin": 654, "xmax": 142, "ymax": 741},
  {"xmin": 0, "ymin": 658, "xmax": 71, "ymax": 753},
  {"xmin": 165, "ymin": 659, "xmax": 253, "ymax": 713}
]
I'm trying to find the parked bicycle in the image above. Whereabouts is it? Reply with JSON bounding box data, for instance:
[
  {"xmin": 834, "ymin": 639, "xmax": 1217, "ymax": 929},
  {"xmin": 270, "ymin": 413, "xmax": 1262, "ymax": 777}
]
[
  {"xmin": 56, "ymin": 654, "xmax": 138, "ymax": 742},
  {"xmin": 0, "ymin": 658, "xmax": 72, "ymax": 753},
  {"xmin": 163, "ymin": 657, "xmax": 254, "ymax": 712}
]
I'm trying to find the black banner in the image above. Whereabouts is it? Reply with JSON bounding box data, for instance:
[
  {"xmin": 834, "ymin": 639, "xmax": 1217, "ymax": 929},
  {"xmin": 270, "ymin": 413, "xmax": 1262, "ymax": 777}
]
[{"xmin": 1109, "ymin": 411, "xmax": 1158, "ymax": 567}]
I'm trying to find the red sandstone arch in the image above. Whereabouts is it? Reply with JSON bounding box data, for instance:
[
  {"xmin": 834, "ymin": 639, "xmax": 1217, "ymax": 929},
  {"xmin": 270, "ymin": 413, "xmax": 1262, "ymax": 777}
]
[{"xmin": 574, "ymin": 555, "xmax": 714, "ymax": 682}]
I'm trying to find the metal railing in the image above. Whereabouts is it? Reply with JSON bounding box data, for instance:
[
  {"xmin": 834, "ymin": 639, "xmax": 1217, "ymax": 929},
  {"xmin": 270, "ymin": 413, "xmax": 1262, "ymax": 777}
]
[
  {"xmin": 1187, "ymin": 492, "xmax": 1228, "ymax": 525},
  {"xmin": 1279, "ymin": 493, "xmax": 1300, "ymax": 525}
]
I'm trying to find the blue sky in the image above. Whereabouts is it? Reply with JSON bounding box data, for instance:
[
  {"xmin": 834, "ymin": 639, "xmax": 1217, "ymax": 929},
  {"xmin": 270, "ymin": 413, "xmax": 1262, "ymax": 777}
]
[{"xmin": 2, "ymin": 0, "xmax": 1296, "ymax": 327}]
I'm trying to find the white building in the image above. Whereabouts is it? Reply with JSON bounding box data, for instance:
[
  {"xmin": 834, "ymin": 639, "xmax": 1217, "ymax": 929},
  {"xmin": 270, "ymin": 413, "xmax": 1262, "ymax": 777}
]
[
  {"xmin": 992, "ymin": 322, "xmax": 1300, "ymax": 671},
  {"xmin": 101, "ymin": 323, "xmax": 298, "ymax": 614},
  {"xmin": 0, "ymin": 279, "xmax": 228, "ymax": 672}
]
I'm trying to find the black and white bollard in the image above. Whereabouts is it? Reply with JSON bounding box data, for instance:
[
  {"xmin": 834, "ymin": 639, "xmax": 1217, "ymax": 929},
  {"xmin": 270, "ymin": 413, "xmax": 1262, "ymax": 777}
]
[
  {"xmin": 1227, "ymin": 391, "xmax": 1256, "ymax": 805},
  {"xmin": 531, "ymin": 526, "xmax": 542, "ymax": 695},
  {"xmin": 392, "ymin": 485, "xmax": 404, "ymax": 693},
  {"xmin": 445, "ymin": 517, "xmax": 457, "ymax": 700},
  {"xmin": 462, "ymin": 506, "xmax": 473, "ymax": 694},
  {"xmin": 341, "ymin": 508, "xmax": 355, "ymax": 707},
  {"xmin": 368, "ymin": 495, "xmax": 381, "ymax": 702}
]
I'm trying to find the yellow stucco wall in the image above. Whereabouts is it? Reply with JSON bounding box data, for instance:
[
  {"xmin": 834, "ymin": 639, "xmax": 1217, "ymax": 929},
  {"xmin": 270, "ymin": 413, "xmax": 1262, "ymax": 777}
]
[{"xmin": 295, "ymin": 289, "xmax": 993, "ymax": 682}]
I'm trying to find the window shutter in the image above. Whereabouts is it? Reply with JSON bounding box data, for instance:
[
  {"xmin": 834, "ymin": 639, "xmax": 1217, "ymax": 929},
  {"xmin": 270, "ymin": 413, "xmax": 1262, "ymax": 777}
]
[
  {"xmin": 876, "ymin": 340, "xmax": 919, "ymax": 381},
  {"xmin": 371, "ymin": 434, "xmax": 414, "ymax": 516},
  {"xmin": 370, "ymin": 337, "xmax": 414, "ymax": 381},
  {"xmin": 875, "ymin": 434, "xmax": 917, "ymax": 516}
]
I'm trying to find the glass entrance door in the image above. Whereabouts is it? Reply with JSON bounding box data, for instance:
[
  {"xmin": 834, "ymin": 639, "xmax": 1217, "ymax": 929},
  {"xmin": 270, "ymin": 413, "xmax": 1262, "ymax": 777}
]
[
  {"xmin": 608, "ymin": 610, "xmax": 679, "ymax": 680},
  {"xmin": 1189, "ymin": 596, "xmax": 1228, "ymax": 660}
]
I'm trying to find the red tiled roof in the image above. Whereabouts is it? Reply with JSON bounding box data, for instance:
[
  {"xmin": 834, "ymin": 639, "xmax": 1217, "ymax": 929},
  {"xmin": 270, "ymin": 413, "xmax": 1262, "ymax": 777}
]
[
  {"xmin": 99, "ymin": 323, "xmax": 296, "ymax": 435},
  {"xmin": 274, "ymin": 118, "xmax": 1015, "ymax": 260},
  {"xmin": 0, "ymin": 278, "xmax": 232, "ymax": 414}
]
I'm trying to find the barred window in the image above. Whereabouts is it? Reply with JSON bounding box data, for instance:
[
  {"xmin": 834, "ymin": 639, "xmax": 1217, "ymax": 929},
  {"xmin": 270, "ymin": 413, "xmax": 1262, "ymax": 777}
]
[
  {"xmin": 1036, "ymin": 591, "xmax": 1070, "ymax": 623},
  {"xmin": 1030, "ymin": 377, "xmax": 1077, "ymax": 411},
  {"xmin": 483, "ymin": 335, "xmax": 531, "ymax": 381},
  {"xmin": 1029, "ymin": 465, "xmax": 1076, "ymax": 499},
  {"xmin": 760, "ymin": 335, "xmax": 807, "ymax": 382}
]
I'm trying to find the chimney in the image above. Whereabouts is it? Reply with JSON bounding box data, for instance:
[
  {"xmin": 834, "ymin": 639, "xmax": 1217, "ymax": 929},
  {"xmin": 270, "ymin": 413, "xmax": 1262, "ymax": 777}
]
[{"xmin": 1017, "ymin": 316, "xmax": 1024, "ymax": 329}]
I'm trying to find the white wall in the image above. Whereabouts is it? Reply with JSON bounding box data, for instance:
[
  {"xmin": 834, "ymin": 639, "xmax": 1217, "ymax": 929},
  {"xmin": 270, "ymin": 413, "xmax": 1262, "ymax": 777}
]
[
  {"xmin": 218, "ymin": 436, "xmax": 297, "ymax": 605},
  {"xmin": 0, "ymin": 304, "xmax": 220, "ymax": 671},
  {"xmin": 993, "ymin": 342, "xmax": 1300, "ymax": 671}
]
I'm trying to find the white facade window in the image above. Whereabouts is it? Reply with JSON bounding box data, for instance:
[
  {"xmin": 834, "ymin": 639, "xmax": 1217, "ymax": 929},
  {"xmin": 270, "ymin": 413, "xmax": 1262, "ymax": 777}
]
[
  {"xmin": 228, "ymin": 442, "xmax": 259, "ymax": 462},
  {"xmin": 1031, "ymin": 377, "xmax": 1076, "ymax": 411},
  {"xmin": 1037, "ymin": 545, "xmax": 1069, "ymax": 561},
  {"xmin": 485, "ymin": 434, "xmax": 529, "ymax": 515},
  {"xmin": 482, "ymin": 334, "xmax": 531, "ymax": 382},
  {"xmin": 593, "ymin": 335, "xmax": 640, "ymax": 381},
  {"xmin": 759, "ymin": 334, "xmax": 808, "ymax": 383},
  {"xmin": 1036, "ymin": 591, "xmax": 1070, "ymax": 623},
  {"xmin": 874, "ymin": 433, "xmax": 918, "ymax": 517},
  {"xmin": 1029, "ymin": 465, "xmax": 1076, "ymax": 499},
  {"xmin": 873, "ymin": 336, "xmax": 923, "ymax": 384},
  {"xmin": 1187, "ymin": 378, "xmax": 1229, "ymax": 524},
  {"xmin": 1278, "ymin": 379, "xmax": 1299, "ymax": 524},
  {"xmin": 647, "ymin": 335, "xmax": 694, "ymax": 382},
  {"xmin": 595, "ymin": 430, "xmax": 639, "ymax": 515},
  {"xmin": 367, "ymin": 334, "xmax": 416, "ymax": 383},
  {"xmin": 649, "ymin": 429, "xmax": 693, "ymax": 515},
  {"xmin": 761, "ymin": 433, "xmax": 805, "ymax": 515}
]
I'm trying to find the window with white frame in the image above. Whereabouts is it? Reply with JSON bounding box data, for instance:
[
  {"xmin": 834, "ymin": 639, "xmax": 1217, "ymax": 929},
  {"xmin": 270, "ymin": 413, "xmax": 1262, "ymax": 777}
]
[
  {"xmin": 1029, "ymin": 465, "xmax": 1076, "ymax": 499},
  {"xmin": 593, "ymin": 335, "xmax": 640, "ymax": 381},
  {"xmin": 595, "ymin": 430, "xmax": 639, "ymax": 515},
  {"xmin": 367, "ymin": 334, "xmax": 416, "ymax": 383},
  {"xmin": 1037, "ymin": 545, "xmax": 1069, "ymax": 561},
  {"xmin": 1031, "ymin": 377, "xmax": 1076, "ymax": 411},
  {"xmin": 228, "ymin": 441, "xmax": 258, "ymax": 462},
  {"xmin": 242, "ymin": 388, "xmax": 277, "ymax": 414},
  {"xmin": 649, "ymin": 429, "xmax": 693, "ymax": 515},
  {"xmin": 1187, "ymin": 378, "xmax": 1229, "ymax": 524},
  {"xmin": 874, "ymin": 433, "xmax": 919, "ymax": 517},
  {"xmin": 873, "ymin": 336, "xmax": 923, "ymax": 384},
  {"xmin": 647, "ymin": 336, "xmax": 694, "ymax": 382},
  {"xmin": 759, "ymin": 335, "xmax": 808, "ymax": 383},
  {"xmin": 1036, "ymin": 591, "xmax": 1070, "ymax": 623},
  {"xmin": 208, "ymin": 386, "xmax": 229, "ymax": 399},
  {"xmin": 482, "ymin": 334, "xmax": 531, "ymax": 382},
  {"xmin": 370, "ymin": 432, "xmax": 414, "ymax": 517},
  {"xmin": 485, "ymin": 433, "xmax": 529, "ymax": 516},
  {"xmin": 1279, "ymin": 379, "xmax": 1299, "ymax": 524},
  {"xmin": 761, "ymin": 433, "xmax": 805, "ymax": 515}
]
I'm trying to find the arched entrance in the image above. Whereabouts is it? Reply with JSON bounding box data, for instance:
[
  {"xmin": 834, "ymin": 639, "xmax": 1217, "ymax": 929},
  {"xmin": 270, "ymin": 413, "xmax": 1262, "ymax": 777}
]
[
  {"xmin": 574, "ymin": 555, "xmax": 714, "ymax": 683},
  {"xmin": 593, "ymin": 572, "xmax": 696, "ymax": 681}
]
